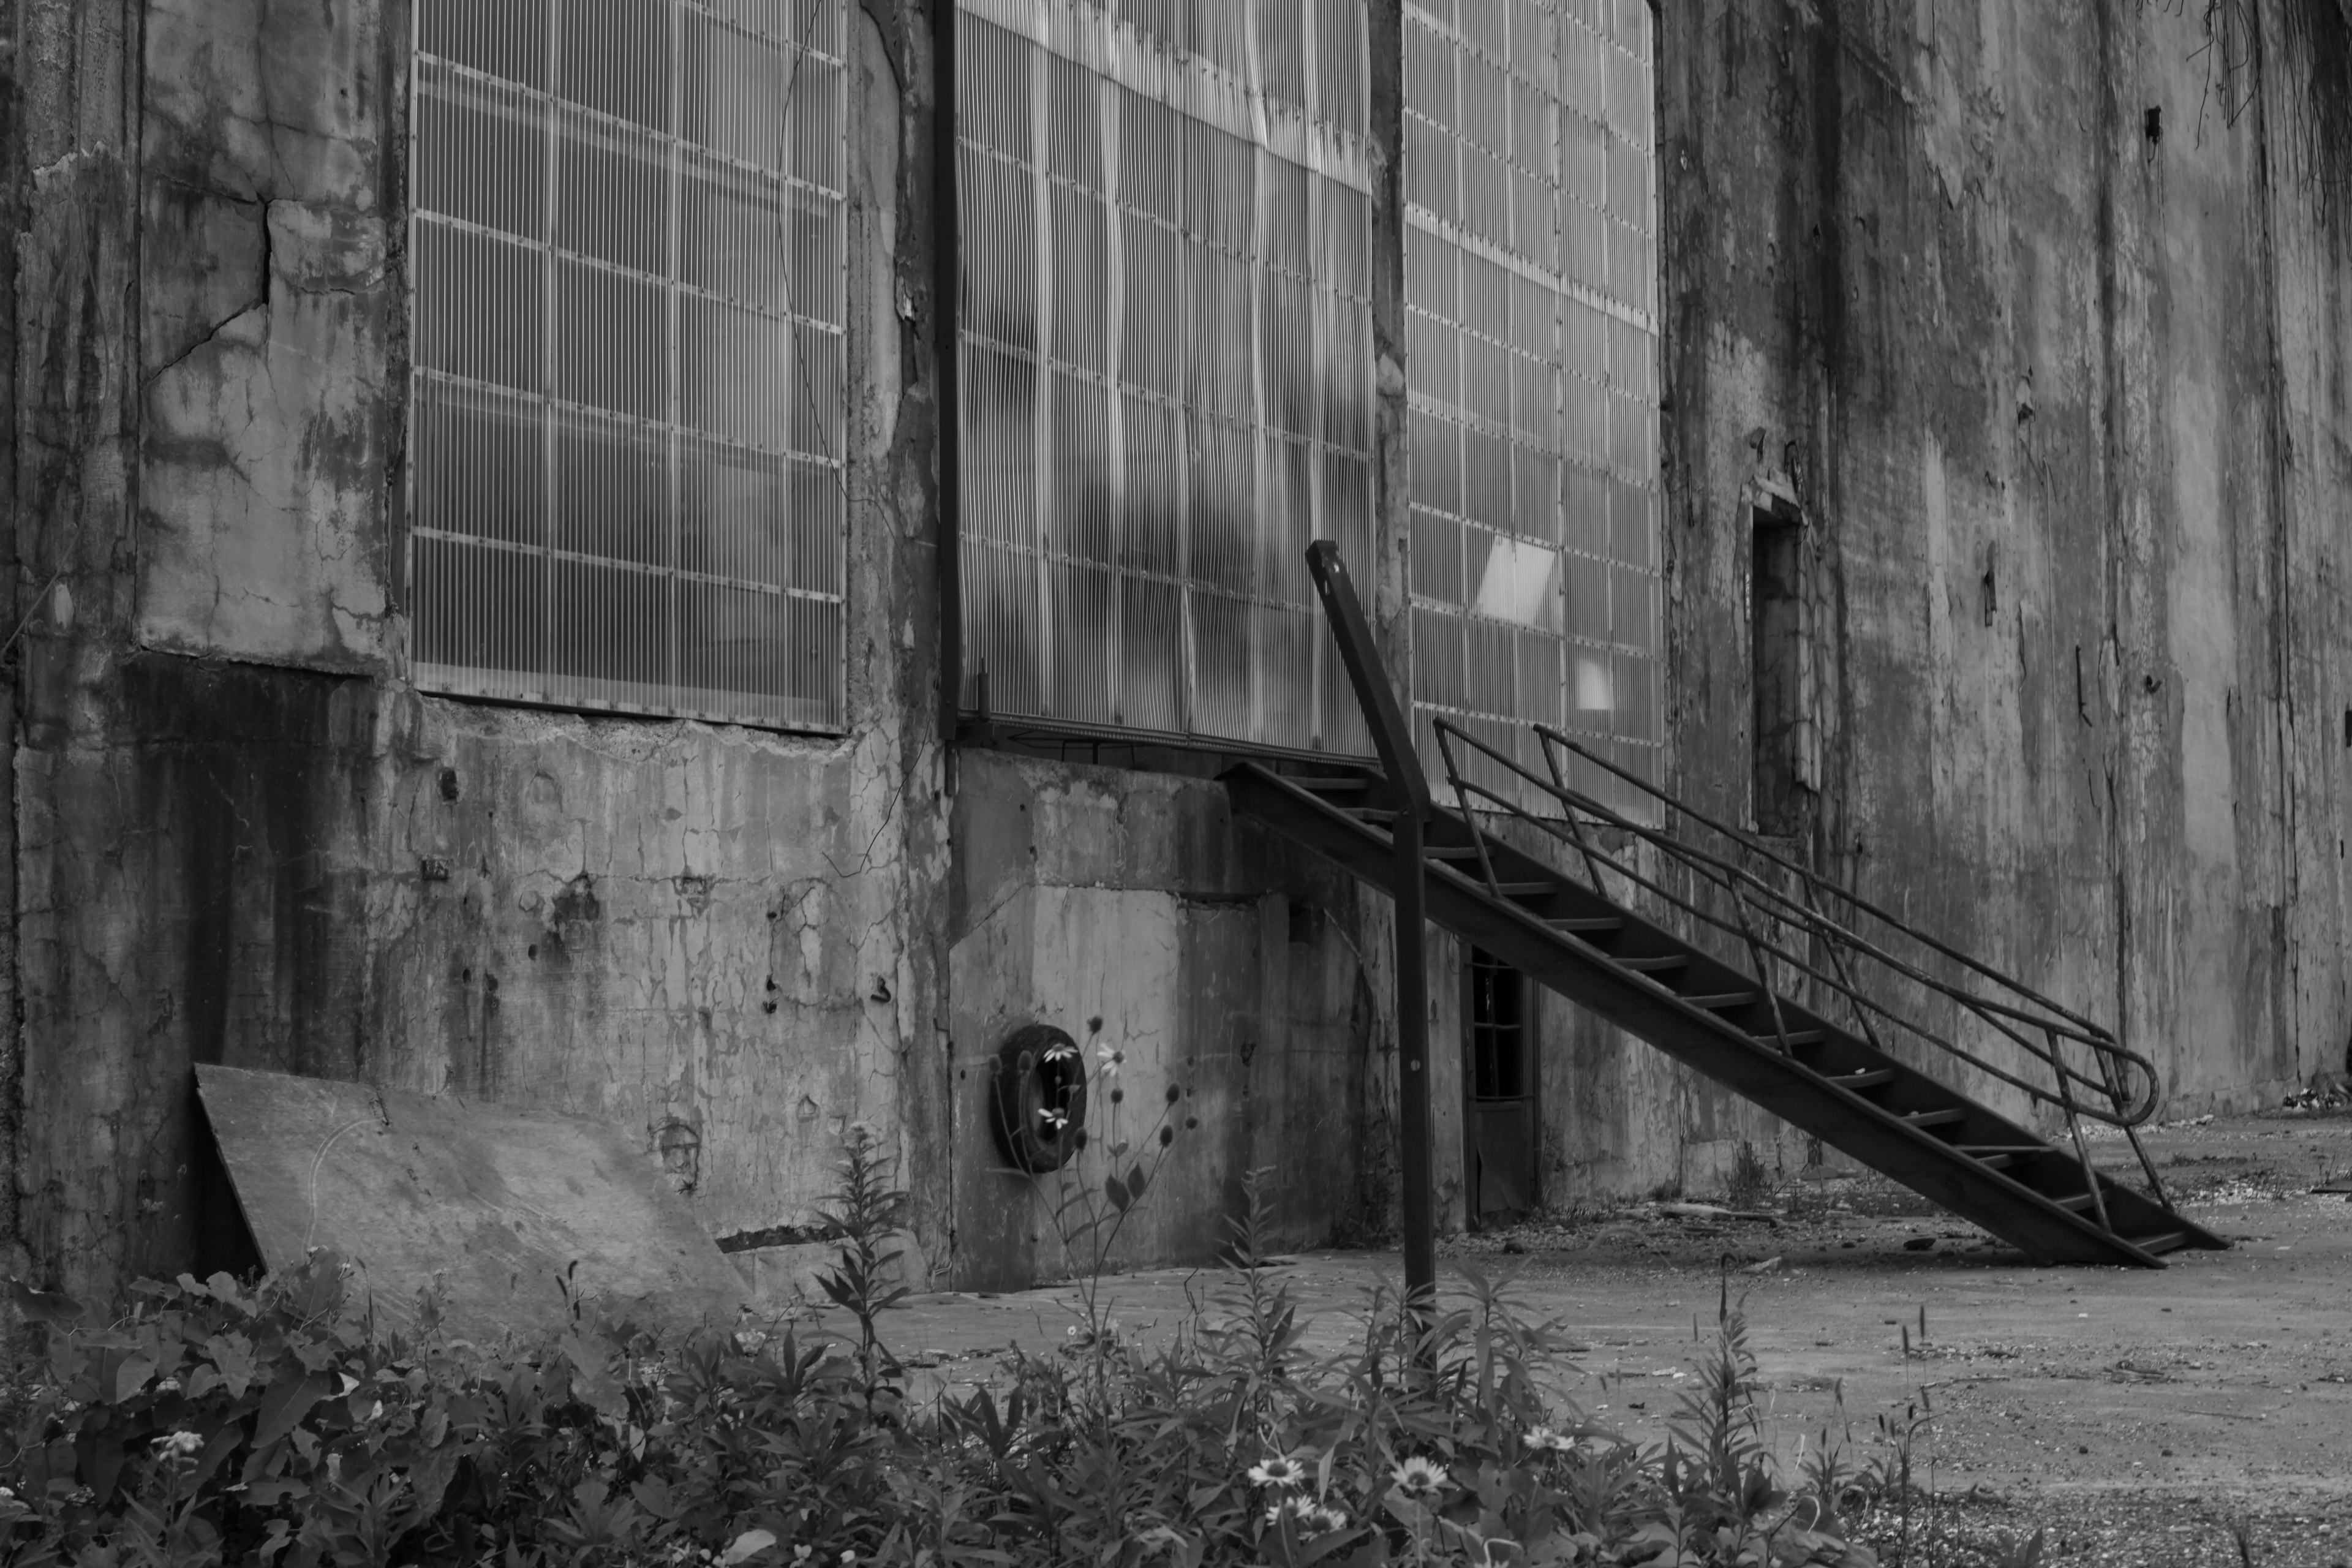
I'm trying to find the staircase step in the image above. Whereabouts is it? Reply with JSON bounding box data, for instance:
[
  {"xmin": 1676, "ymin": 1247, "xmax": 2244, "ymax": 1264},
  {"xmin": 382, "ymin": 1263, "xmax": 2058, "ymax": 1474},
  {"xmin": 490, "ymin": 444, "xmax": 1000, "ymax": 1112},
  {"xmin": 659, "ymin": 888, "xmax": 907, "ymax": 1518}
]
[
  {"xmin": 1681, "ymin": 991, "xmax": 1759, "ymax": 1011},
  {"xmin": 2053, "ymin": 1191, "xmax": 2099, "ymax": 1212},
  {"xmin": 1548, "ymin": 916, "xmax": 1625, "ymax": 934},
  {"xmin": 1220, "ymin": 757, "xmax": 2225, "ymax": 1270},
  {"xmin": 1287, "ymin": 775, "xmax": 1376, "ymax": 793},
  {"xmin": 1953, "ymin": 1144, "xmax": 2049, "ymax": 1173}
]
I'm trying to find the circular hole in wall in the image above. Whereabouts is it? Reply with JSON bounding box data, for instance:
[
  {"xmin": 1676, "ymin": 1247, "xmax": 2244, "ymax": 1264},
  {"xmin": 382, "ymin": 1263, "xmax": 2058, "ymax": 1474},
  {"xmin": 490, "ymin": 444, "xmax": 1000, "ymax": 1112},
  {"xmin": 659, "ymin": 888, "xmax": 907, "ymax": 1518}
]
[{"xmin": 990, "ymin": 1023, "xmax": 1088, "ymax": 1173}]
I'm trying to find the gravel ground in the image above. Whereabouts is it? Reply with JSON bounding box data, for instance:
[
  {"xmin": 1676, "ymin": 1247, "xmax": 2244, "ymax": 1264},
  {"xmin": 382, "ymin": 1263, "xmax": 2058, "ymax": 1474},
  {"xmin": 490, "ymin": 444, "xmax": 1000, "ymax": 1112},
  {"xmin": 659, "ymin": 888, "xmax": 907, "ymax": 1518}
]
[
  {"xmin": 849, "ymin": 1106, "xmax": 2352, "ymax": 1566},
  {"xmin": 1439, "ymin": 1109, "xmax": 2352, "ymax": 1567}
]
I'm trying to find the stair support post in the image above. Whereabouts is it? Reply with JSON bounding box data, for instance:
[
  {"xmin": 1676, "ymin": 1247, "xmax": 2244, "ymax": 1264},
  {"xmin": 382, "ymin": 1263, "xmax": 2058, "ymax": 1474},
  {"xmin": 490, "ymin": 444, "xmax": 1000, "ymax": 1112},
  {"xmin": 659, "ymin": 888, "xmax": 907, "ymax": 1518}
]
[
  {"xmin": 1393, "ymin": 801, "xmax": 1438, "ymax": 1318},
  {"xmin": 1305, "ymin": 541, "xmax": 1438, "ymax": 1319},
  {"xmin": 2051, "ymin": 1028, "xmax": 2113, "ymax": 1235}
]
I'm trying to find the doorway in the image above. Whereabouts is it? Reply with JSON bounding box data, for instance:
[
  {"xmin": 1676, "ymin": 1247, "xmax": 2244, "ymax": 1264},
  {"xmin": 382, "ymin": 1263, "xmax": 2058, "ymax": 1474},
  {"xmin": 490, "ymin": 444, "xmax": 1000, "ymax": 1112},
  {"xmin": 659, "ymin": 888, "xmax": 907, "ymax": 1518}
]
[
  {"xmin": 1463, "ymin": 946, "xmax": 1537, "ymax": 1226},
  {"xmin": 1750, "ymin": 497, "xmax": 1815, "ymax": 835}
]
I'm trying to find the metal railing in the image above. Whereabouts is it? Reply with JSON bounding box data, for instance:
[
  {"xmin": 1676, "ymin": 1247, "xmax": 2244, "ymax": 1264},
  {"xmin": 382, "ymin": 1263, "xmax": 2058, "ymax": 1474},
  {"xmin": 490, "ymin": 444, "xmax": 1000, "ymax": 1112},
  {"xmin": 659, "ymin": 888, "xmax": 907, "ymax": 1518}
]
[{"xmin": 1427, "ymin": 715, "xmax": 2174, "ymax": 1208}]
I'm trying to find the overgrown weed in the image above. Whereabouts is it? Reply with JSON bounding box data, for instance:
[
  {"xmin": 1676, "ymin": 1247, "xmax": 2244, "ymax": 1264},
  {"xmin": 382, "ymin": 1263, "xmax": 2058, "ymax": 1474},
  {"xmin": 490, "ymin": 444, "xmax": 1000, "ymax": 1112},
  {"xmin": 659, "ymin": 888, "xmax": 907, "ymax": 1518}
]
[{"xmin": 0, "ymin": 1133, "xmax": 1898, "ymax": 1566}]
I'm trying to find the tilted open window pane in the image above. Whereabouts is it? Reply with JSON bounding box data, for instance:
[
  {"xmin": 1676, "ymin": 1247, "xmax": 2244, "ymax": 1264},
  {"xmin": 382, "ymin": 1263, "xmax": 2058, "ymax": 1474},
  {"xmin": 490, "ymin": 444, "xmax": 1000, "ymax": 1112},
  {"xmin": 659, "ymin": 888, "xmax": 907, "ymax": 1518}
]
[
  {"xmin": 1406, "ymin": 0, "xmax": 1660, "ymax": 819},
  {"xmin": 410, "ymin": 0, "xmax": 848, "ymax": 731},
  {"xmin": 956, "ymin": 0, "xmax": 1377, "ymax": 757}
]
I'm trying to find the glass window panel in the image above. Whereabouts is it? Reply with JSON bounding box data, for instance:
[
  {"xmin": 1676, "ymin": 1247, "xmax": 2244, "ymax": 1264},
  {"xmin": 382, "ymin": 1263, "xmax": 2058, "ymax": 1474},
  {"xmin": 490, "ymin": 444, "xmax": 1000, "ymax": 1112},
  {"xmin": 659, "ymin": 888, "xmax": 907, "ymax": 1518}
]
[
  {"xmin": 1406, "ymin": 2, "xmax": 1657, "ymax": 816},
  {"xmin": 953, "ymin": 0, "xmax": 1373, "ymax": 755},
  {"xmin": 554, "ymin": 409, "xmax": 668, "ymax": 565},
  {"xmin": 415, "ymin": 225, "xmax": 545, "ymax": 392},
  {"xmin": 558, "ymin": 0, "xmax": 672, "ymax": 129},
  {"xmin": 412, "ymin": 0, "xmax": 846, "ymax": 729},
  {"xmin": 415, "ymin": 380, "xmax": 545, "ymax": 547},
  {"xmin": 417, "ymin": 69, "xmax": 546, "ymax": 238},
  {"xmin": 414, "ymin": 535, "xmax": 548, "ymax": 676},
  {"xmin": 1048, "ymin": 55, "xmax": 1103, "ymax": 189},
  {"xmin": 557, "ymin": 116, "xmax": 669, "ymax": 275},
  {"xmin": 1412, "ymin": 508, "xmax": 1464, "ymax": 608},
  {"xmin": 420, "ymin": 0, "xmax": 548, "ymax": 88}
]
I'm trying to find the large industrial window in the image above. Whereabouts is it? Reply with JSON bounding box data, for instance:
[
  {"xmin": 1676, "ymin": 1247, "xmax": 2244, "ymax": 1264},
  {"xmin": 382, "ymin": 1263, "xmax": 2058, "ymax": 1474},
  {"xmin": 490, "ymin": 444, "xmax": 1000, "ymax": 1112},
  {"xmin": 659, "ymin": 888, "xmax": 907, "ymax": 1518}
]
[
  {"xmin": 1404, "ymin": 0, "xmax": 1661, "ymax": 818},
  {"xmin": 956, "ymin": 0, "xmax": 1376, "ymax": 756},
  {"xmin": 408, "ymin": 0, "xmax": 849, "ymax": 730}
]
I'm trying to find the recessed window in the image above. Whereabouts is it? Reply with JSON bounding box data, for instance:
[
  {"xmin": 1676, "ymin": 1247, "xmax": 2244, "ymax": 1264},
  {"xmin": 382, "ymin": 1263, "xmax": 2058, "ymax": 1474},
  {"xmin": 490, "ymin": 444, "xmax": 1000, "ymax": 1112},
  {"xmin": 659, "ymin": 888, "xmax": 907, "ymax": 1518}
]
[
  {"xmin": 409, "ymin": 0, "xmax": 849, "ymax": 729},
  {"xmin": 1464, "ymin": 946, "xmax": 1536, "ymax": 1222},
  {"xmin": 1404, "ymin": 3, "xmax": 1662, "ymax": 818},
  {"xmin": 1751, "ymin": 499, "xmax": 1815, "ymax": 835},
  {"xmin": 954, "ymin": 1, "xmax": 1378, "ymax": 755}
]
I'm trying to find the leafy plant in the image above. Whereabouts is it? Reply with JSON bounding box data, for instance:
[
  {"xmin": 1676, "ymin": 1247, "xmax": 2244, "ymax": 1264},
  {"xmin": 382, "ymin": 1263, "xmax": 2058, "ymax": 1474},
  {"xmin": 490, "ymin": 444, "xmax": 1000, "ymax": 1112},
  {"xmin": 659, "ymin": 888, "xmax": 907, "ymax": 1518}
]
[
  {"xmin": 1726, "ymin": 1140, "xmax": 1777, "ymax": 1211},
  {"xmin": 815, "ymin": 1120, "xmax": 911, "ymax": 1406},
  {"xmin": 0, "ymin": 1137, "xmax": 1891, "ymax": 1567},
  {"xmin": 1027, "ymin": 1021, "xmax": 1194, "ymax": 1403}
]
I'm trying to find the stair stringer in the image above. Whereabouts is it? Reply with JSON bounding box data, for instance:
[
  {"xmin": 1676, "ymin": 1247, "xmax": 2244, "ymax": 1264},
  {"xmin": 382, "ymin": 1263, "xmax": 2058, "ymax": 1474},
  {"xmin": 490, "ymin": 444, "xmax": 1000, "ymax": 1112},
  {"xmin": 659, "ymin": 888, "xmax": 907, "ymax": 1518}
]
[{"xmin": 1225, "ymin": 764, "xmax": 2225, "ymax": 1268}]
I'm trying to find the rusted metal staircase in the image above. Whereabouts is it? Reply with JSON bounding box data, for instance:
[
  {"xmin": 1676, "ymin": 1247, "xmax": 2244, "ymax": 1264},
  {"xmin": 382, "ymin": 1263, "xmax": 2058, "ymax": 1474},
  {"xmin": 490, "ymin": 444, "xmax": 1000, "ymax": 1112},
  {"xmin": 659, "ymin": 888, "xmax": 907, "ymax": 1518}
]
[{"xmin": 1227, "ymin": 544, "xmax": 2226, "ymax": 1268}]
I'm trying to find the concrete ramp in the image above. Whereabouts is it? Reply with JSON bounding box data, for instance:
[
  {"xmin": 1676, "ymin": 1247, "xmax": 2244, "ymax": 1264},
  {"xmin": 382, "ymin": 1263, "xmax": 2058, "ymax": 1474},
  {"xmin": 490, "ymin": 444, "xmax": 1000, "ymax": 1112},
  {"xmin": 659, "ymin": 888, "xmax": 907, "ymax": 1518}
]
[{"xmin": 196, "ymin": 1065, "xmax": 750, "ymax": 1341}]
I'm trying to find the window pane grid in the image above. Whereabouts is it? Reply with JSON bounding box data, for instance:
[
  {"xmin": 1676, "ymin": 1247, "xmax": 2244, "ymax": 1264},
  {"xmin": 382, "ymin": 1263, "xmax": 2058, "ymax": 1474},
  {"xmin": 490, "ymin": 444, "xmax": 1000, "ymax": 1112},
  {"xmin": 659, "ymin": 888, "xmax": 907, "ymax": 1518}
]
[
  {"xmin": 956, "ymin": 0, "xmax": 1376, "ymax": 757},
  {"xmin": 1405, "ymin": 0, "xmax": 1660, "ymax": 818},
  {"xmin": 409, "ymin": 0, "xmax": 848, "ymax": 733}
]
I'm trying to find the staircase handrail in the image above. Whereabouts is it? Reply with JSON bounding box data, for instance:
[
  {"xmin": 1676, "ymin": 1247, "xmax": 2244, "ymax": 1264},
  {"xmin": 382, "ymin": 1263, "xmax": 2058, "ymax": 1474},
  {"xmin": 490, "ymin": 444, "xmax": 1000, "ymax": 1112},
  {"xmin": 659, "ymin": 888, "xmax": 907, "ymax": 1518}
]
[{"xmin": 1427, "ymin": 717, "xmax": 2160, "ymax": 1128}]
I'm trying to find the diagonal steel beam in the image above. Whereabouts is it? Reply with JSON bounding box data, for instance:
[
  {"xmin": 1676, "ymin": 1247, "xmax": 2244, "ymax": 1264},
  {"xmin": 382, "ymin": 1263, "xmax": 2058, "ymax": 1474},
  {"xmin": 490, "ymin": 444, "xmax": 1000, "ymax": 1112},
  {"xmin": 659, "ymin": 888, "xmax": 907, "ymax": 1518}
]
[{"xmin": 1304, "ymin": 541, "xmax": 1435, "ymax": 1314}]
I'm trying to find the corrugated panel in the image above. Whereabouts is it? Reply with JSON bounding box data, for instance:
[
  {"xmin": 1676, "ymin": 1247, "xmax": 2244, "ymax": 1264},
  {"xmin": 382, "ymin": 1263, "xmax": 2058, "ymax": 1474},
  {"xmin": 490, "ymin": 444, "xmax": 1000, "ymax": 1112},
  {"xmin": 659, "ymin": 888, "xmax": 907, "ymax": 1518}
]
[
  {"xmin": 956, "ymin": 0, "xmax": 1376, "ymax": 758},
  {"xmin": 409, "ymin": 0, "xmax": 848, "ymax": 731},
  {"xmin": 1404, "ymin": 0, "xmax": 1661, "ymax": 818}
]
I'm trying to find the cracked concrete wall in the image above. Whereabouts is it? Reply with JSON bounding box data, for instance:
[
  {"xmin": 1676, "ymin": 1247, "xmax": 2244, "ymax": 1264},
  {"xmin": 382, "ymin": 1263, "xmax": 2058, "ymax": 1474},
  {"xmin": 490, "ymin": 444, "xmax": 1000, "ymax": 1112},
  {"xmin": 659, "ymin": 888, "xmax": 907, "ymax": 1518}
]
[
  {"xmin": 1633, "ymin": 0, "xmax": 2352, "ymax": 1198},
  {"xmin": 4, "ymin": 0, "xmax": 956, "ymax": 1301},
  {"xmin": 135, "ymin": 0, "xmax": 397, "ymax": 668}
]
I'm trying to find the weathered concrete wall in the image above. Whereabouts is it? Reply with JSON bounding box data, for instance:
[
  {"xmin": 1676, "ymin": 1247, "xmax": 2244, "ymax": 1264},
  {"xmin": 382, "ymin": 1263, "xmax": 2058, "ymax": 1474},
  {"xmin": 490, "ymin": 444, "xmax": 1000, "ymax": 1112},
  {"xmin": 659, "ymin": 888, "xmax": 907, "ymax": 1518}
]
[
  {"xmin": 1652, "ymin": 0, "xmax": 2352, "ymax": 1161},
  {"xmin": 12, "ymin": 0, "xmax": 2346, "ymax": 1299},
  {"xmin": 136, "ymin": 0, "xmax": 397, "ymax": 668},
  {"xmin": 945, "ymin": 752, "xmax": 1384, "ymax": 1289},
  {"xmin": 5, "ymin": 0, "xmax": 959, "ymax": 1301}
]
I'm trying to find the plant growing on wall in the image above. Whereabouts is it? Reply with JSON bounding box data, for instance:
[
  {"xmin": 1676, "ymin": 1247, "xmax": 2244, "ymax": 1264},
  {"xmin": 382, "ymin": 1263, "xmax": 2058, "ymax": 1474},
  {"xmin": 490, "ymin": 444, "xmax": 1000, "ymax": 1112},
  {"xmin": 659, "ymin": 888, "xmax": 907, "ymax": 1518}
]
[{"xmin": 1022, "ymin": 1020, "xmax": 1196, "ymax": 1401}]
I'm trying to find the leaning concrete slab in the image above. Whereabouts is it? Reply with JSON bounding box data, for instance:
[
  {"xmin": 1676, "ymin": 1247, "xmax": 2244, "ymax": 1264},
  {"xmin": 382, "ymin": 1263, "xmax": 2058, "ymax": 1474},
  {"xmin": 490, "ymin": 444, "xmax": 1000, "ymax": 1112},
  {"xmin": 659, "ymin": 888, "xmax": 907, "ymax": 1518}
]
[{"xmin": 195, "ymin": 1065, "xmax": 751, "ymax": 1342}]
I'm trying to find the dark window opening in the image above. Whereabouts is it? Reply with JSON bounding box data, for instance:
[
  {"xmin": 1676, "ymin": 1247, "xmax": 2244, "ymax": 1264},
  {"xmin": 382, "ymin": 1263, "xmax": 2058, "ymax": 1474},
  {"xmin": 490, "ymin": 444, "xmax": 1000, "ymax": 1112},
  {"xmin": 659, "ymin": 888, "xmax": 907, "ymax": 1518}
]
[
  {"xmin": 1751, "ymin": 502, "xmax": 1814, "ymax": 835},
  {"xmin": 1469, "ymin": 948, "xmax": 1528, "ymax": 1099},
  {"xmin": 1464, "ymin": 946, "xmax": 1537, "ymax": 1224}
]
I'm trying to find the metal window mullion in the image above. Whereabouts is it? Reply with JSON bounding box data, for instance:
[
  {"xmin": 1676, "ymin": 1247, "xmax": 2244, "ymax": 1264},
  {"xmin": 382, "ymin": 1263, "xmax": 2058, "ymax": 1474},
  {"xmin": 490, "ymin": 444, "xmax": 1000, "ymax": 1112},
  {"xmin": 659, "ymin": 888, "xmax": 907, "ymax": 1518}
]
[
  {"xmin": 1243, "ymin": 23, "xmax": 1270, "ymax": 747},
  {"xmin": 1172, "ymin": 118, "xmax": 1196, "ymax": 740},
  {"xmin": 405, "ymin": 3, "xmax": 424, "ymax": 666},
  {"xmin": 1544, "ymin": 13, "xmax": 1572, "ymax": 790},
  {"xmin": 830, "ymin": 3, "xmax": 851, "ymax": 725},
  {"xmin": 1301, "ymin": 0, "xmax": 1326, "ymax": 750},
  {"xmin": 1496, "ymin": 31, "xmax": 1523, "ymax": 780},
  {"xmin": 542, "ymin": 0, "xmax": 561, "ymax": 701},
  {"xmin": 667, "ymin": 0, "xmax": 685, "ymax": 707},
  {"xmin": 1028, "ymin": 37, "xmax": 1055, "ymax": 718},
  {"xmin": 1101, "ymin": 65, "xmax": 1128, "ymax": 728}
]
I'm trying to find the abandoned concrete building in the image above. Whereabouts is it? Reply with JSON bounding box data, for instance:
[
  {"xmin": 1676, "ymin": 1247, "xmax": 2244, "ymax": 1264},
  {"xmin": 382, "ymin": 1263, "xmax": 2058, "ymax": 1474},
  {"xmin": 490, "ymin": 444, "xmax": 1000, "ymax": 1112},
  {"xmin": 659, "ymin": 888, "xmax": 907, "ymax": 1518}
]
[{"xmin": 4, "ymin": 0, "xmax": 2349, "ymax": 1305}]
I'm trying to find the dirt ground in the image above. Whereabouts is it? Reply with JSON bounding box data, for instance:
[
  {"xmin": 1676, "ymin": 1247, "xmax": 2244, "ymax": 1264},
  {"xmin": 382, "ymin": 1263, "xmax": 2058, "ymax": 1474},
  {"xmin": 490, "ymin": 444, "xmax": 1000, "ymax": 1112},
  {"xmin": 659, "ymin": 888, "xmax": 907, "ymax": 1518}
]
[{"xmin": 837, "ymin": 1107, "xmax": 2352, "ymax": 1566}]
